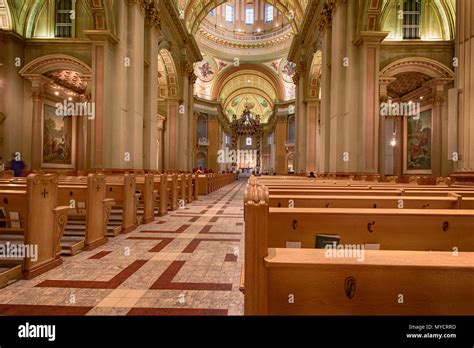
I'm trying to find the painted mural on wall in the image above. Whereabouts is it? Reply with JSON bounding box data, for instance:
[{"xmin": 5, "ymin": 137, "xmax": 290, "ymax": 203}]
[
  {"xmin": 404, "ymin": 110, "xmax": 432, "ymax": 174},
  {"xmin": 196, "ymin": 59, "xmax": 216, "ymax": 82},
  {"xmin": 280, "ymin": 59, "xmax": 296, "ymax": 83},
  {"xmin": 42, "ymin": 104, "xmax": 74, "ymax": 168}
]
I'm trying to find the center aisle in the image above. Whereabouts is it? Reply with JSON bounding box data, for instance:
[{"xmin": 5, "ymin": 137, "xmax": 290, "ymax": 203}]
[{"xmin": 0, "ymin": 180, "xmax": 246, "ymax": 316}]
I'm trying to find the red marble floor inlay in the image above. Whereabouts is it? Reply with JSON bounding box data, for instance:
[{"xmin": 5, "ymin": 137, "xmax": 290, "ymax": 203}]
[
  {"xmin": 198, "ymin": 225, "xmax": 241, "ymax": 235},
  {"xmin": 209, "ymin": 216, "xmax": 243, "ymax": 223},
  {"xmin": 150, "ymin": 261, "xmax": 233, "ymax": 291},
  {"xmin": 188, "ymin": 216, "xmax": 200, "ymax": 222},
  {"xmin": 156, "ymin": 221, "xmax": 167, "ymax": 224},
  {"xmin": 182, "ymin": 238, "xmax": 240, "ymax": 253},
  {"xmin": 36, "ymin": 260, "xmax": 148, "ymax": 289},
  {"xmin": 0, "ymin": 304, "xmax": 93, "ymax": 316},
  {"xmin": 149, "ymin": 238, "xmax": 174, "ymax": 252},
  {"xmin": 140, "ymin": 224, "xmax": 190, "ymax": 234},
  {"xmin": 127, "ymin": 307, "xmax": 228, "ymax": 316},
  {"xmin": 88, "ymin": 251, "xmax": 112, "ymax": 259},
  {"xmin": 224, "ymin": 254, "xmax": 238, "ymax": 262}
]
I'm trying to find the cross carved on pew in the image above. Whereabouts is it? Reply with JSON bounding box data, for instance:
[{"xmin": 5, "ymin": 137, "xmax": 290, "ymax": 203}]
[{"xmin": 41, "ymin": 188, "xmax": 48, "ymax": 198}]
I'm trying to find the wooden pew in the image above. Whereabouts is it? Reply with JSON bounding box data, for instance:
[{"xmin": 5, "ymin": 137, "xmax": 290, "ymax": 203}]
[
  {"xmin": 167, "ymin": 174, "xmax": 178, "ymax": 211},
  {"xmin": 0, "ymin": 174, "xmax": 69, "ymax": 284},
  {"xmin": 186, "ymin": 174, "xmax": 193, "ymax": 203},
  {"xmin": 243, "ymin": 177, "xmax": 474, "ymax": 315},
  {"xmin": 57, "ymin": 174, "xmax": 113, "ymax": 254},
  {"xmin": 154, "ymin": 174, "xmax": 168, "ymax": 216},
  {"xmin": 177, "ymin": 174, "xmax": 187, "ymax": 207},
  {"xmin": 0, "ymin": 174, "xmax": 114, "ymax": 255},
  {"xmin": 105, "ymin": 174, "xmax": 138, "ymax": 233},
  {"xmin": 269, "ymin": 194, "xmax": 464, "ymax": 209},
  {"xmin": 263, "ymin": 248, "xmax": 474, "ymax": 315},
  {"xmin": 135, "ymin": 173, "xmax": 156, "ymax": 224}
]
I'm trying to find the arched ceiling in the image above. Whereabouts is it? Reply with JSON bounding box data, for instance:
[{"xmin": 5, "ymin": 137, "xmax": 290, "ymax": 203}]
[
  {"xmin": 182, "ymin": 0, "xmax": 306, "ymax": 34},
  {"xmin": 224, "ymin": 92, "xmax": 273, "ymax": 123},
  {"xmin": 158, "ymin": 49, "xmax": 179, "ymax": 99},
  {"xmin": 219, "ymin": 71, "xmax": 278, "ymax": 104},
  {"xmin": 0, "ymin": 0, "xmax": 12, "ymax": 30},
  {"xmin": 216, "ymin": 69, "xmax": 279, "ymax": 123}
]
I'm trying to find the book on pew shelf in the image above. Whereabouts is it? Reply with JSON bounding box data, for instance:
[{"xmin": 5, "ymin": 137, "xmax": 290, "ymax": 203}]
[
  {"xmin": 78, "ymin": 202, "xmax": 86, "ymax": 215},
  {"xmin": 0, "ymin": 207, "xmax": 6, "ymax": 228},
  {"xmin": 9, "ymin": 212, "xmax": 20, "ymax": 229},
  {"xmin": 315, "ymin": 234, "xmax": 340, "ymax": 249},
  {"xmin": 286, "ymin": 241, "xmax": 302, "ymax": 249},
  {"xmin": 364, "ymin": 243, "xmax": 381, "ymax": 250}
]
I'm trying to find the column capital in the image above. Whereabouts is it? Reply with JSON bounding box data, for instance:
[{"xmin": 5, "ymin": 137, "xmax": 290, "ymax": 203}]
[
  {"xmin": 317, "ymin": 0, "xmax": 336, "ymax": 33},
  {"xmin": 84, "ymin": 30, "xmax": 119, "ymax": 44},
  {"xmin": 353, "ymin": 31, "xmax": 389, "ymax": 46},
  {"xmin": 144, "ymin": 1, "xmax": 161, "ymax": 29}
]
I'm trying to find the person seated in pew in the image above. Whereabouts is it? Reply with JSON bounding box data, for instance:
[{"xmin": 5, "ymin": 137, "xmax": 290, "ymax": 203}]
[
  {"xmin": 308, "ymin": 171, "xmax": 317, "ymax": 178},
  {"xmin": 9, "ymin": 153, "xmax": 25, "ymax": 177}
]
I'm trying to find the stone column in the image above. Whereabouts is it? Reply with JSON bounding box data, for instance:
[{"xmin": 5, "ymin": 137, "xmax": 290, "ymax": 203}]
[
  {"xmin": 328, "ymin": 1, "xmax": 347, "ymax": 173},
  {"xmin": 156, "ymin": 115, "xmax": 165, "ymax": 172},
  {"xmin": 29, "ymin": 78, "xmax": 46, "ymax": 170},
  {"xmin": 207, "ymin": 114, "xmax": 219, "ymax": 172},
  {"xmin": 294, "ymin": 67, "xmax": 307, "ymax": 174},
  {"xmin": 429, "ymin": 79, "xmax": 451, "ymax": 176},
  {"xmin": 275, "ymin": 114, "xmax": 287, "ymax": 174},
  {"xmin": 354, "ymin": 31, "xmax": 388, "ymax": 173},
  {"xmin": 126, "ymin": 2, "xmax": 145, "ymax": 169},
  {"xmin": 143, "ymin": 3, "xmax": 160, "ymax": 170},
  {"xmin": 306, "ymin": 100, "xmax": 320, "ymax": 172},
  {"xmin": 187, "ymin": 74, "xmax": 197, "ymax": 171},
  {"xmin": 164, "ymin": 99, "xmax": 179, "ymax": 170},
  {"xmin": 84, "ymin": 31, "xmax": 119, "ymax": 169},
  {"xmin": 317, "ymin": 3, "xmax": 333, "ymax": 173},
  {"xmin": 456, "ymin": 0, "xmax": 474, "ymax": 171}
]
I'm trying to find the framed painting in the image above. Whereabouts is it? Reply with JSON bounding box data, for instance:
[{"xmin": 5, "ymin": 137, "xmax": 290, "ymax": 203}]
[
  {"xmin": 41, "ymin": 101, "xmax": 76, "ymax": 168},
  {"xmin": 403, "ymin": 109, "xmax": 432, "ymax": 174}
]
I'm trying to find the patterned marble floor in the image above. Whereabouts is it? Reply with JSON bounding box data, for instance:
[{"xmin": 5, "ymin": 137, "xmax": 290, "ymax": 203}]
[{"xmin": 0, "ymin": 181, "xmax": 246, "ymax": 316}]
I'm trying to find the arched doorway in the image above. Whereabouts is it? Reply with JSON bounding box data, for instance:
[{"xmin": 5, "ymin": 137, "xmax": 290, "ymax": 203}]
[{"xmin": 379, "ymin": 57, "xmax": 454, "ymax": 177}]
